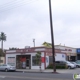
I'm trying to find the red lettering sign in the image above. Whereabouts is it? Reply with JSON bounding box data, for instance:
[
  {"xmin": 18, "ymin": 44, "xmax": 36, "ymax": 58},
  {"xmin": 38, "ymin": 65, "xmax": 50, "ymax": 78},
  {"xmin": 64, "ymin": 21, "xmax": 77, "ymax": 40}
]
[{"xmin": 41, "ymin": 57, "xmax": 45, "ymax": 63}]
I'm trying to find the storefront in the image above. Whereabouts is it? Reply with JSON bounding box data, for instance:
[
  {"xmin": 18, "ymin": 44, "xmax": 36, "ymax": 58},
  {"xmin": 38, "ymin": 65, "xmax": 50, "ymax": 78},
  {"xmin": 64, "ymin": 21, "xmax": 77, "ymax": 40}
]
[
  {"xmin": 55, "ymin": 45, "xmax": 77, "ymax": 61},
  {"xmin": 5, "ymin": 47, "xmax": 66, "ymax": 70},
  {"xmin": 76, "ymin": 48, "xmax": 80, "ymax": 60}
]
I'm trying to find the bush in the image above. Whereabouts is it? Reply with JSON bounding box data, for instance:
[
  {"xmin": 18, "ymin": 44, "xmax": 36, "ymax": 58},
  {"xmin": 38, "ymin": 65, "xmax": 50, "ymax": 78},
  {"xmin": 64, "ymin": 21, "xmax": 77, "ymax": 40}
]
[{"xmin": 47, "ymin": 63, "xmax": 67, "ymax": 69}]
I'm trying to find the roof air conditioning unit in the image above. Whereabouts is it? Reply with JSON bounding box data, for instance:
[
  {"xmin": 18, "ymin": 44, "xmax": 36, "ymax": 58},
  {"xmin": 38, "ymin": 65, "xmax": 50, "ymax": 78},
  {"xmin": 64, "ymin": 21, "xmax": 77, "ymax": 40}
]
[{"xmin": 25, "ymin": 46, "xmax": 30, "ymax": 48}]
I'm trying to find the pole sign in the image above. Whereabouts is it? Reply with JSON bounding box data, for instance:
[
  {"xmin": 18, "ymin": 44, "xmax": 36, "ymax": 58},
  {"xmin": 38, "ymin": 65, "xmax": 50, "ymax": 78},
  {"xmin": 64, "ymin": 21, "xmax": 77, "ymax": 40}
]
[{"xmin": 76, "ymin": 49, "xmax": 80, "ymax": 54}]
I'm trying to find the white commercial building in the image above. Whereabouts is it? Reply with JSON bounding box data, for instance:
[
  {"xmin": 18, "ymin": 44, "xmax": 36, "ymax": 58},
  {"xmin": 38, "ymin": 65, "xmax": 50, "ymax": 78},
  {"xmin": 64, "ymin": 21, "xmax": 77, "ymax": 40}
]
[
  {"xmin": 55, "ymin": 45, "xmax": 77, "ymax": 61},
  {"xmin": 5, "ymin": 47, "xmax": 66, "ymax": 70}
]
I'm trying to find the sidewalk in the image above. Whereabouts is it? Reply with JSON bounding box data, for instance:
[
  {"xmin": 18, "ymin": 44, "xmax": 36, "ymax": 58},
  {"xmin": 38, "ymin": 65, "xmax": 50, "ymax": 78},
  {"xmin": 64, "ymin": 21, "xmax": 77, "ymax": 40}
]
[{"xmin": 16, "ymin": 69, "xmax": 70, "ymax": 73}]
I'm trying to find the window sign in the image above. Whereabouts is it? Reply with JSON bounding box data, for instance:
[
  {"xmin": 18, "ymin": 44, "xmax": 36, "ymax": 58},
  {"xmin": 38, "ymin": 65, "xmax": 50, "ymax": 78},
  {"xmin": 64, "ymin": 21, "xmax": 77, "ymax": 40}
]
[
  {"xmin": 62, "ymin": 54, "xmax": 64, "ymax": 58},
  {"xmin": 8, "ymin": 57, "xmax": 15, "ymax": 66}
]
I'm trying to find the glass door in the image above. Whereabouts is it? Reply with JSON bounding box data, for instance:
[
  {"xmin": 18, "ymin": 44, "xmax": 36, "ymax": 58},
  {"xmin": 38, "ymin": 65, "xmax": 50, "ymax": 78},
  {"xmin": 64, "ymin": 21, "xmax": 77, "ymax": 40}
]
[{"xmin": 26, "ymin": 59, "xmax": 29, "ymax": 67}]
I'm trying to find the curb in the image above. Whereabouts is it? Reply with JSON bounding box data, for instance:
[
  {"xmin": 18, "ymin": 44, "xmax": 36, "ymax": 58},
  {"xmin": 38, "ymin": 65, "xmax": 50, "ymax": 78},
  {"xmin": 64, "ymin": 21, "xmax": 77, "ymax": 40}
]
[{"xmin": 16, "ymin": 71, "xmax": 60, "ymax": 74}]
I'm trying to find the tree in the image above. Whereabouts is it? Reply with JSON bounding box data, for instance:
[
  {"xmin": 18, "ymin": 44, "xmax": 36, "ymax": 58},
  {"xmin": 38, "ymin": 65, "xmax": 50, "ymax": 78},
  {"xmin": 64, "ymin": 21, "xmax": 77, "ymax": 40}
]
[
  {"xmin": 35, "ymin": 51, "xmax": 41, "ymax": 72},
  {"xmin": 42, "ymin": 42, "xmax": 52, "ymax": 48},
  {"xmin": 0, "ymin": 32, "xmax": 6, "ymax": 51},
  {"xmin": 0, "ymin": 49, "xmax": 5, "ymax": 57},
  {"xmin": 0, "ymin": 49, "xmax": 5, "ymax": 64}
]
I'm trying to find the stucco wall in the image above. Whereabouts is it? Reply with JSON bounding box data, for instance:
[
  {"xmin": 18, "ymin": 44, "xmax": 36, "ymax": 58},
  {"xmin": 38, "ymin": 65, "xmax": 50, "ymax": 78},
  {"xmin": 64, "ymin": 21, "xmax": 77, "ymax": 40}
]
[
  {"xmin": 55, "ymin": 46, "xmax": 76, "ymax": 54},
  {"xmin": 55, "ymin": 53, "xmax": 66, "ymax": 61},
  {"xmin": 6, "ymin": 52, "xmax": 45, "ymax": 70}
]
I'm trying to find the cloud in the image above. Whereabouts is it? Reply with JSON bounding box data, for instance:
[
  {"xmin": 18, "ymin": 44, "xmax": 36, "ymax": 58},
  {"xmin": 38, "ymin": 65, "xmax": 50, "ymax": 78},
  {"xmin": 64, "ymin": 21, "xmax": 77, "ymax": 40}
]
[{"xmin": 0, "ymin": 0, "xmax": 80, "ymax": 49}]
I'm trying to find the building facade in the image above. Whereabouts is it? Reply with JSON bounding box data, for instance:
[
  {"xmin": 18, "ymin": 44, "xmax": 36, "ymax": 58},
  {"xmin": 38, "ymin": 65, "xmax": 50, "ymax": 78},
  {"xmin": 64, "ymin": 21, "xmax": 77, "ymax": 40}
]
[
  {"xmin": 5, "ymin": 47, "xmax": 66, "ymax": 70},
  {"xmin": 76, "ymin": 48, "xmax": 80, "ymax": 60},
  {"xmin": 55, "ymin": 45, "xmax": 77, "ymax": 61}
]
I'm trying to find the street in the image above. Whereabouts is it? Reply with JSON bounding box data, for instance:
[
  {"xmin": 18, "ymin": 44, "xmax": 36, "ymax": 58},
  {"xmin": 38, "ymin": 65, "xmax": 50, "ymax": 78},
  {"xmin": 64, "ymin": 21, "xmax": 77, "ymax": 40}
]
[
  {"xmin": 0, "ymin": 68, "xmax": 80, "ymax": 80},
  {"xmin": 0, "ymin": 71, "xmax": 74, "ymax": 80}
]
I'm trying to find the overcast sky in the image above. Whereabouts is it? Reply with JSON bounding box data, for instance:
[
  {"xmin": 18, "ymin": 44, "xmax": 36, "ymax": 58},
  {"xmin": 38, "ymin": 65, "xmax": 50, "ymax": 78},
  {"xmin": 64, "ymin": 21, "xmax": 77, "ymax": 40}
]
[{"xmin": 0, "ymin": 0, "xmax": 80, "ymax": 49}]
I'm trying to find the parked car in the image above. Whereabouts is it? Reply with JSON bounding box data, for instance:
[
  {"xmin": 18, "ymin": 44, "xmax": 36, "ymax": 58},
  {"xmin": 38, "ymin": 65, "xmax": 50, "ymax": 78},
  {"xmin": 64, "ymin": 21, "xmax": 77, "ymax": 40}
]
[
  {"xmin": 75, "ymin": 60, "xmax": 80, "ymax": 68},
  {"xmin": 0, "ymin": 64, "xmax": 16, "ymax": 72},
  {"xmin": 55, "ymin": 60, "xmax": 76, "ymax": 69},
  {"xmin": 65, "ymin": 61, "xmax": 76, "ymax": 69},
  {"xmin": 70, "ymin": 62, "xmax": 78, "ymax": 68}
]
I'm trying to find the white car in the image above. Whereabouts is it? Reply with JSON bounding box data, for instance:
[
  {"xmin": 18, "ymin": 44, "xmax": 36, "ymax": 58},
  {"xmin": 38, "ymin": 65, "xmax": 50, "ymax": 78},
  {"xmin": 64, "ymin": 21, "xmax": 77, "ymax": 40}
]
[
  {"xmin": 75, "ymin": 60, "xmax": 80, "ymax": 68},
  {"xmin": 0, "ymin": 64, "xmax": 16, "ymax": 72},
  {"xmin": 71, "ymin": 62, "xmax": 77, "ymax": 67},
  {"xmin": 65, "ymin": 61, "xmax": 76, "ymax": 69},
  {"xmin": 55, "ymin": 60, "xmax": 76, "ymax": 69}
]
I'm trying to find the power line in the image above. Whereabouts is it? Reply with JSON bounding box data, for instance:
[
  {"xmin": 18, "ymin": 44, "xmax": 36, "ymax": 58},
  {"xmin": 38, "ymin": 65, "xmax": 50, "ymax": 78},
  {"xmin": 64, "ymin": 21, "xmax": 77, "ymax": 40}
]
[
  {"xmin": 0, "ymin": 0, "xmax": 20, "ymax": 7},
  {"xmin": 0, "ymin": 0, "xmax": 39, "ymax": 12},
  {"xmin": 0, "ymin": 0, "xmax": 34, "ymax": 9},
  {"xmin": 0, "ymin": 0, "xmax": 35, "ymax": 8}
]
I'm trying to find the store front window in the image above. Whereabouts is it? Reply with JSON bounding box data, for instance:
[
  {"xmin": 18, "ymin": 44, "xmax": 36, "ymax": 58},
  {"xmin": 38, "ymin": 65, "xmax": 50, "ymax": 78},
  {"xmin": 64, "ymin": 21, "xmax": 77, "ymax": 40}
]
[
  {"xmin": 32, "ymin": 56, "xmax": 40, "ymax": 66},
  {"xmin": 8, "ymin": 57, "xmax": 15, "ymax": 66}
]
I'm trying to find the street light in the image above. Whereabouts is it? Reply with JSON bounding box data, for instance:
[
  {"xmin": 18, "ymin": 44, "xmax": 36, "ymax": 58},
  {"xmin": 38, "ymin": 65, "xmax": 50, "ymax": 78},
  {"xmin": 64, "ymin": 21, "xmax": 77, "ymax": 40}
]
[
  {"xmin": 49, "ymin": 0, "xmax": 56, "ymax": 73},
  {"xmin": 33, "ymin": 39, "xmax": 35, "ymax": 47}
]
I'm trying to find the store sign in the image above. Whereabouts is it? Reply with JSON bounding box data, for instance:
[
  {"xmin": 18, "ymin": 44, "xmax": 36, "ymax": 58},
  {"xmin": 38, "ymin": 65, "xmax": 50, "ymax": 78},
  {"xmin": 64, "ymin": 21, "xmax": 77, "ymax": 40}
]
[
  {"xmin": 6, "ymin": 50, "xmax": 16, "ymax": 53},
  {"xmin": 61, "ymin": 49, "xmax": 72, "ymax": 53},
  {"xmin": 46, "ymin": 53, "xmax": 56, "ymax": 56},
  {"xmin": 61, "ymin": 49, "xmax": 72, "ymax": 51},
  {"xmin": 46, "ymin": 53, "xmax": 52, "ymax": 56},
  {"xmin": 16, "ymin": 49, "xmax": 28, "ymax": 53},
  {"xmin": 77, "ymin": 49, "xmax": 80, "ymax": 54},
  {"xmin": 35, "ymin": 48, "xmax": 45, "ymax": 51},
  {"xmin": 62, "ymin": 54, "xmax": 64, "ymax": 58},
  {"xmin": 20, "ymin": 57, "xmax": 26, "ymax": 61},
  {"xmin": 41, "ymin": 57, "xmax": 45, "ymax": 63}
]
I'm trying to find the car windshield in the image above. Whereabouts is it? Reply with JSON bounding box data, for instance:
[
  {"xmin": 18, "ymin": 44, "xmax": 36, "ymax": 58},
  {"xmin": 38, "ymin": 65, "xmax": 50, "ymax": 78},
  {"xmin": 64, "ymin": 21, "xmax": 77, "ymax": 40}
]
[
  {"xmin": 66, "ymin": 61, "xmax": 72, "ymax": 64},
  {"xmin": 76, "ymin": 61, "xmax": 80, "ymax": 64},
  {"xmin": 2, "ymin": 64, "xmax": 7, "ymax": 66},
  {"xmin": 72, "ymin": 62, "xmax": 76, "ymax": 64},
  {"xmin": 7, "ymin": 64, "xmax": 15, "ymax": 67},
  {"xmin": 7, "ymin": 64, "xmax": 11, "ymax": 66}
]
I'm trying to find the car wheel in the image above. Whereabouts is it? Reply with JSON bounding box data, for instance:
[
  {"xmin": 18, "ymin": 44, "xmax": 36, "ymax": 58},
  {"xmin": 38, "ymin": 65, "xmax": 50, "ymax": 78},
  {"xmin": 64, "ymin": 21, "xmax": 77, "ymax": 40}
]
[
  {"xmin": 68, "ymin": 66, "xmax": 71, "ymax": 69},
  {"xmin": 76, "ymin": 65, "xmax": 79, "ymax": 68},
  {"xmin": 5, "ymin": 68, "xmax": 8, "ymax": 72}
]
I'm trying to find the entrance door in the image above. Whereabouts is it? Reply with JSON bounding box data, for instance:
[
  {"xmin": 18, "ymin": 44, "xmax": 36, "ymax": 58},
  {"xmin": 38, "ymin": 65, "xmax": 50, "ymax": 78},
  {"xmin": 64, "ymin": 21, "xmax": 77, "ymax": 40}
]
[{"xmin": 26, "ymin": 59, "xmax": 30, "ymax": 69}]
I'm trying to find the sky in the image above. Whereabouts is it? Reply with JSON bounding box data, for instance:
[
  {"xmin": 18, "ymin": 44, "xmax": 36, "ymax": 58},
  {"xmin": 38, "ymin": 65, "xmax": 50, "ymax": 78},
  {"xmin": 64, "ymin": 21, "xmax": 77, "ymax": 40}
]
[{"xmin": 0, "ymin": 0, "xmax": 80, "ymax": 49}]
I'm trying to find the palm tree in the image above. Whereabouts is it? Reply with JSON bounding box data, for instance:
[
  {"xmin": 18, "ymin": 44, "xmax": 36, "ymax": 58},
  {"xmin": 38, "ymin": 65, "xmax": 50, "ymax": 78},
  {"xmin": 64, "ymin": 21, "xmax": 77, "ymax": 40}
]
[
  {"xmin": 0, "ymin": 32, "xmax": 6, "ymax": 51},
  {"xmin": 0, "ymin": 49, "xmax": 5, "ymax": 57},
  {"xmin": 0, "ymin": 48, "xmax": 5, "ymax": 65}
]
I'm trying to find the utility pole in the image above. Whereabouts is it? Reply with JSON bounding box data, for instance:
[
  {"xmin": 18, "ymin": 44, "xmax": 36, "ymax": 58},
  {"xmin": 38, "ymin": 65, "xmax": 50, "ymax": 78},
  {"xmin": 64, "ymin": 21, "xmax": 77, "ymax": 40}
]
[
  {"xmin": 49, "ymin": 0, "xmax": 56, "ymax": 73},
  {"xmin": 33, "ymin": 39, "xmax": 35, "ymax": 47}
]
